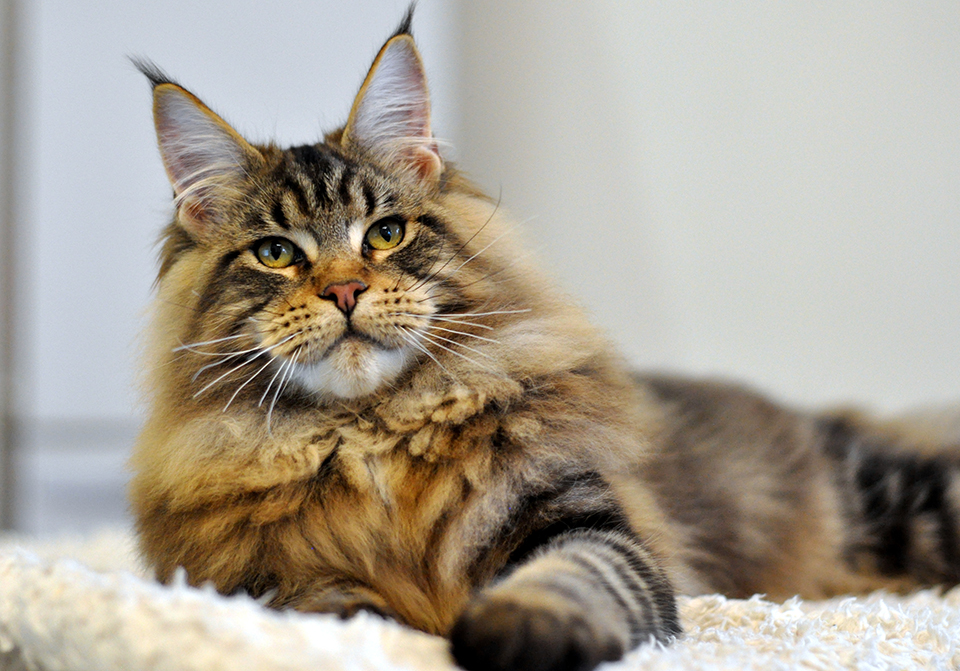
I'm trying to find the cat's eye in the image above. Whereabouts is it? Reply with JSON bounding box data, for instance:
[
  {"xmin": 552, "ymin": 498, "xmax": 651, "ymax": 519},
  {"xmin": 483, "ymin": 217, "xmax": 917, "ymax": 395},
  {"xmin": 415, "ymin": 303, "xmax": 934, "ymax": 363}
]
[
  {"xmin": 364, "ymin": 217, "xmax": 405, "ymax": 251},
  {"xmin": 255, "ymin": 237, "xmax": 299, "ymax": 268}
]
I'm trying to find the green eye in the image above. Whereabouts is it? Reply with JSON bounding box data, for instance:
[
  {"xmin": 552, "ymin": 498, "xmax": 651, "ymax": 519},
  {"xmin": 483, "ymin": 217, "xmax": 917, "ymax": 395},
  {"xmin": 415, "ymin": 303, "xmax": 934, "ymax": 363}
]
[
  {"xmin": 255, "ymin": 237, "xmax": 298, "ymax": 268},
  {"xmin": 364, "ymin": 217, "xmax": 405, "ymax": 250}
]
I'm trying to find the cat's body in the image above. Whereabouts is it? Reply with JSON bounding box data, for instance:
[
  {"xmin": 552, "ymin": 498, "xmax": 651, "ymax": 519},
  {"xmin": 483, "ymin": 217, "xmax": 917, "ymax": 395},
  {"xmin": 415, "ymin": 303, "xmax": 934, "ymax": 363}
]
[{"xmin": 131, "ymin": 14, "xmax": 960, "ymax": 671}]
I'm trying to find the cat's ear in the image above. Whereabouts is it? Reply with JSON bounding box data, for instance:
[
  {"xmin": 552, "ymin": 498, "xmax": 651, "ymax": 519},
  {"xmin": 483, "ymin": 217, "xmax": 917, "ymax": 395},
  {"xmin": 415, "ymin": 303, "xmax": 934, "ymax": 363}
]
[
  {"xmin": 341, "ymin": 26, "xmax": 443, "ymax": 184},
  {"xmin": 137, "ymin": 61, "xmax": 262, "ymax": 236}
]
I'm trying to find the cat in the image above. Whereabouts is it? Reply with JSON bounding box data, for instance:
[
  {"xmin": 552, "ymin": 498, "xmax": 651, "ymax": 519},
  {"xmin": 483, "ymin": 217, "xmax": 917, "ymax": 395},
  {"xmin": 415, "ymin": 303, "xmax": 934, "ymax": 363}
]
[{"xmin": 130, "ymin": 10, "xmax": 960, "ymax": 671}]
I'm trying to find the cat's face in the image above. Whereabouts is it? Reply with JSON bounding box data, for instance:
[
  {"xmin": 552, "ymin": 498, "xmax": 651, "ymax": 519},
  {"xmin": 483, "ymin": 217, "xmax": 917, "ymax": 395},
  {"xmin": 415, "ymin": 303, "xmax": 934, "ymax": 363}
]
[
  {"xmin": 177, "ymin": 146, "xmax": 455, "ymax": 401},
  {"xmin": 144, "ymin": 31, "xmax": 515, "ymax": 405}
]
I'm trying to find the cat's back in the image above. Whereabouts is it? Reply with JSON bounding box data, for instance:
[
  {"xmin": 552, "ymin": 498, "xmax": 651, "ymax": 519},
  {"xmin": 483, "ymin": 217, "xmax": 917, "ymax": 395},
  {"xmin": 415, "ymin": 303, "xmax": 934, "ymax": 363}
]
[{"xmin": 630, "ymin": 373, "xmax": 856, "ymax": 599}]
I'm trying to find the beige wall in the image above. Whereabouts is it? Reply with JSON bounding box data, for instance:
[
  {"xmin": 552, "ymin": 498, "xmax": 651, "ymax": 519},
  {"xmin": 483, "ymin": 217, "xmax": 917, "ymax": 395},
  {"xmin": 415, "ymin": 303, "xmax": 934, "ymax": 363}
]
[{"xmin": 457, "ymin": 2, "xmax": 960, "ymax": 412}]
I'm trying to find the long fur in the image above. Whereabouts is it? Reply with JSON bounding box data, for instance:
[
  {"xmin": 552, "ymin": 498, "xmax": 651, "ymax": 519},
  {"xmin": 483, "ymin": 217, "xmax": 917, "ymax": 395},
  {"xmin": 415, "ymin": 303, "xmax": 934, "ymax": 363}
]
[{"xmin": 130, "ymin": 18, "xmax": 960, "ymax": 671}]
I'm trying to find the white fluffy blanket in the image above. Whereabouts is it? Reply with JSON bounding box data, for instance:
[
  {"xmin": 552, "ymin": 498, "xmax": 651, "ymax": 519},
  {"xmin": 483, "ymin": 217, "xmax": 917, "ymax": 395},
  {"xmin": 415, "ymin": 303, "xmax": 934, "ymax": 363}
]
[{"xmin": 0, "ymin": 528, "xmax": 957, "ymax": 670}]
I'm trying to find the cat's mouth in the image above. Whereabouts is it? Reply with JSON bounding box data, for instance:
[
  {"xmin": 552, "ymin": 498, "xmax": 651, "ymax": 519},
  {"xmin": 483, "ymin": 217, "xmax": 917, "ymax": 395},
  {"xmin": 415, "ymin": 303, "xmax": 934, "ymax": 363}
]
[
  {"xmin": 324, "ymin": 329, "xmax": 382, "ymax": 353},
  {"xmin": 287, "ymin": 329, "xmax": 411, "ymax": 399}
]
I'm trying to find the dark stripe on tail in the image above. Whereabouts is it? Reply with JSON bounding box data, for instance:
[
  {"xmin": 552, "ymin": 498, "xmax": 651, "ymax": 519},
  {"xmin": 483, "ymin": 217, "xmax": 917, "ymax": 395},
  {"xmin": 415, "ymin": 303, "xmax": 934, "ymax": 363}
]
[{"xmin": 821, "ymin": 417, "xmax": 960, "ymax": 584}]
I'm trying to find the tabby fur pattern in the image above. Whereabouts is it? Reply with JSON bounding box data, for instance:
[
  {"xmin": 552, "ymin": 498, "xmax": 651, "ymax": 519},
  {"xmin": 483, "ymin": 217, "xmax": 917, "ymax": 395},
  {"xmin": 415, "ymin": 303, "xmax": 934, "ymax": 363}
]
[{"xmin": 130, "ymin": 12, "xmax": 960, "ymax": 671}]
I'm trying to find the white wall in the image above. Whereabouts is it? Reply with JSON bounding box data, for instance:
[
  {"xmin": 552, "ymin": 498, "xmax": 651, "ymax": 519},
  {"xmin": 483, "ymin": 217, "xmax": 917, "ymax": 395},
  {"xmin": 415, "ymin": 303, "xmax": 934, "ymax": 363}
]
[{"xmin": 459, "ymin": 2, "xmax": 960, "ymax": 412}]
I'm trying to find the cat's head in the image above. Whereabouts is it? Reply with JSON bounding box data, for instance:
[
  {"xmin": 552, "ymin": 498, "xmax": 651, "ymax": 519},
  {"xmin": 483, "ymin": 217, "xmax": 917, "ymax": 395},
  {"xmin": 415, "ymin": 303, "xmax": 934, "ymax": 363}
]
[{"xmin": 140, "ymin": 16, "xmax": 538, "ymax": 408}]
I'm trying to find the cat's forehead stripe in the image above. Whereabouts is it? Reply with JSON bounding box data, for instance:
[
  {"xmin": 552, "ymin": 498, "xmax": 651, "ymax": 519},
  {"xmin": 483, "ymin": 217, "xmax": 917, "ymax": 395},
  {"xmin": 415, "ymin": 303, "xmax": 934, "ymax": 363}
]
[
  {"xmin": 270, "ymin": 199, "xmax": 290, "ymax": 230},
  {"xmin": 288, "ymin": 143, "xmax": 344, "ymax": 211},
  {"xmin": 281, "ymin": 144, "xmax": 392, "ymax": 225},
  {"xmin": 280, "ymin": 174, "xmax": 314, "ymax": 218},
  {"xmin": 337, "ymin": 165, "xmax": 356, "ymax": 206},
  {"xmin": 361, "ymin": 181, "xmax": 377, "ymax": 217}
]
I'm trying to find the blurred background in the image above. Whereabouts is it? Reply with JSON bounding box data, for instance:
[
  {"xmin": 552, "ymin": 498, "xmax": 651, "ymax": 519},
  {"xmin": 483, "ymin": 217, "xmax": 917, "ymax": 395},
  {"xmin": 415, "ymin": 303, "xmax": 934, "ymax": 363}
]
[{"xmin": 0, "ymin": 1, "xmax": 958, "ymax": 534}]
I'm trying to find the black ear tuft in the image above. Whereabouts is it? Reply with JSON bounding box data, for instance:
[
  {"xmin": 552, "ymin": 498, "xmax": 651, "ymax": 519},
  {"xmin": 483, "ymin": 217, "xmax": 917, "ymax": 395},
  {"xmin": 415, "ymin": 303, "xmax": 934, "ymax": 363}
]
[
  {"xmin": 130, "ymin": 56, "xmax": 181, "ymax": 90},
  {"xmin": 393, "ymin": 3, "xmax": 415, "ymax": 39}
]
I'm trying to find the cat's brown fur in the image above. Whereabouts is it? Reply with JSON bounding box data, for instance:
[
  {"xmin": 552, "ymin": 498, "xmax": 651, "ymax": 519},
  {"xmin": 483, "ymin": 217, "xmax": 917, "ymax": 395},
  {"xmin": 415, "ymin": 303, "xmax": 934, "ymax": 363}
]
[{"xmin": 131, "ymin": 14, "xmax": 960, "ymax": 671}]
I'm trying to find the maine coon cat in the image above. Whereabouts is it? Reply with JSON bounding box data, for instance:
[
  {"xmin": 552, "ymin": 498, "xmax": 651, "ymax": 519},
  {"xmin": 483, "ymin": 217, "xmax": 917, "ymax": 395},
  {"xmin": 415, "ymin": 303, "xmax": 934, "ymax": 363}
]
[{"xmin": 130, "ymin": 12, "xmax": 960, "ymax": 671}]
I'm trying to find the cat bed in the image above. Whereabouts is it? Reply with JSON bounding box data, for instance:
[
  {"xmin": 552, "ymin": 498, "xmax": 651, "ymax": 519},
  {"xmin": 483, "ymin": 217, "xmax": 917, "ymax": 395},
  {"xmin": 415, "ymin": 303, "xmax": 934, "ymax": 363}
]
[{"xmin": 0, "ymin": 528, "xmax": 957, "ymax": 670}]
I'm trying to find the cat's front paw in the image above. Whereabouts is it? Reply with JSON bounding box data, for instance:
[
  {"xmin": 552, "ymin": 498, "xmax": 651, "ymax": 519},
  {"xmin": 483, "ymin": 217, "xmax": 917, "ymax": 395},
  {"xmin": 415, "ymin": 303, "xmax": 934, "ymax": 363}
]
[{"xmin": 449, "ymin": 594, "xmax": 624, "ymax": 671}]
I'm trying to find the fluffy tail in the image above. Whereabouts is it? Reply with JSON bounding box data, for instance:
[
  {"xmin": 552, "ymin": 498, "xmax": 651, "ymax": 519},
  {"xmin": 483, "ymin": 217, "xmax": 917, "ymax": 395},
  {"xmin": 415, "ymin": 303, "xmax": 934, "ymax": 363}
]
[{"xmin": 821, "ymin": 414, "xmax": 960, "ymax": 586}]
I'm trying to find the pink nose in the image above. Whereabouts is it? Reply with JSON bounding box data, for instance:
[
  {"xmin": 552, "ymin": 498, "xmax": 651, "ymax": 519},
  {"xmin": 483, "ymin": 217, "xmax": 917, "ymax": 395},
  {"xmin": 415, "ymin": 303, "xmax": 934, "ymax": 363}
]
[{"xmin": 321, "ymin": 280, "xmax": 367, "ymax": 314}]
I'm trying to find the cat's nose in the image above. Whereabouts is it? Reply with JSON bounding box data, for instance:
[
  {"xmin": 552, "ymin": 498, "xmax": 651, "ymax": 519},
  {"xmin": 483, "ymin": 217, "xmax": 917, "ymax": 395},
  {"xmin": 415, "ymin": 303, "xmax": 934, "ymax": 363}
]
[{"xmin": 321, "ymin": 280, "xmax": 367, "ymax": 315}]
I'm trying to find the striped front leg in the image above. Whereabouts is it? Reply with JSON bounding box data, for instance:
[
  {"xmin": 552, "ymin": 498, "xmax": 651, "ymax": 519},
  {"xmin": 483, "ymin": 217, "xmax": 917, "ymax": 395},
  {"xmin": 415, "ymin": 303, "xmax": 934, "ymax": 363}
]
[{"xmin": 450, "ymin": 529, "xmax": 680, "ymax": 671}]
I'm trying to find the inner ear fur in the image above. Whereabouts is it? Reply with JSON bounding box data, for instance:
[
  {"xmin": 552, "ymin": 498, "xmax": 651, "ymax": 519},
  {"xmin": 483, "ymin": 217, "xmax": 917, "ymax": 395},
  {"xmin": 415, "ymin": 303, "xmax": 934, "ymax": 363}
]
[
  {"xmin": 150, "ymin": 80, "xmax": 263, "ymax": 236},
  {"xmin": 341, "ymin": 33, "xmax": 443, "ymax": 184}
]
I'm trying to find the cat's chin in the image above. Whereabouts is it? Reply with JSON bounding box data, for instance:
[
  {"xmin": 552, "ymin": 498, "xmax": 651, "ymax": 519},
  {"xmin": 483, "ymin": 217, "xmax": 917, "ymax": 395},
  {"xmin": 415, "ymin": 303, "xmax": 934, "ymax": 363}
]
[{"xmin": 289, "ymin": 337, "xmax": 410, "ymax": 400}]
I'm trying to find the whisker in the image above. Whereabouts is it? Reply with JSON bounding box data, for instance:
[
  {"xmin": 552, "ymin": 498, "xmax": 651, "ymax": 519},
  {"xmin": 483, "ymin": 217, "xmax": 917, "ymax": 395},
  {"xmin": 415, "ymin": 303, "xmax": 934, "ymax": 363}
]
[
  {"xmin": 192, "ymin": 334, "xmax": 298, "ymax": 398},
  {"xmin": 447, "ymin": 228, "xmax": 513, "ymax": 277},
  {"xmin": 183, "ymin": 331, "xmax": 298, "ymax": 359},
  {"xmin": 259, "ymin": 354, "xmax": 293, "ymax": 408},
  {"xmin": 442, "ymin": 309, "xmax": 532, "ymax": 318},
  {"xmin": 416, "ymin": 330, "xmax": 494, "ymax": 359},
  {"xmin": 193, "ymin": 356, "xmax": 257, "ymax": 399},
  {"xmin": 394, "ymin": 313, "xmax": 495, "ymax": 331},
  {"xmin": 173, "ymin": 333, "xmax": 246, "ymax": 351},
  {"xmin": 267, "ymin": 349, "xmax": 300, "ymax": 433},
  {"xmin": 176, "ymin": 342, "xmax": 266, "ymax": 357},
  {"xmin": 407, "ymin": 189, "xmax": 502, "ymax": 292},
  {"xmin": 223, "ymin": 358, "xmax": 274, "ymax": 412},
  {"xmin": 422, "ymin": 323, "xmax": 502, "ymax": 345},
  {"xmin": 405, "ymin": 328, "xmax": 497, "ymax": 373},
  {"xmin": 444, "ymin": 245, "xmax": 543, "ymax": 293},
  {"xmin": 397, "ymin": 328, "xmax": 455, "ymax": 379},
  {"xmin": 411, "ymin": 223, "xmax": 542, "ymax": 304},
  {"xmin": 192, "ymin": 350, "xmax": 248, "ymax": 382}
]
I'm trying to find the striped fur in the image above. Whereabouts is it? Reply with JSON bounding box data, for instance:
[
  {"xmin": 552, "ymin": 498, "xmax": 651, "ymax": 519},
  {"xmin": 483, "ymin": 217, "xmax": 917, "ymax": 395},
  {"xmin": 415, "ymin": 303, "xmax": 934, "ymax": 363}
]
[{"xmin": 131, "ymin": 17, "xmax": 960, "ymax": 671}]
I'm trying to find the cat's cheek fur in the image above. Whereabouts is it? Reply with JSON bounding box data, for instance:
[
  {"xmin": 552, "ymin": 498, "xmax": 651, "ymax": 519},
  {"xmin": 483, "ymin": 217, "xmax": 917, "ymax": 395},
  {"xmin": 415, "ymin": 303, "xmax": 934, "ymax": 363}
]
[{"xmin": 289, "ymin": 340, "xmax": 411, "ymax": 399}]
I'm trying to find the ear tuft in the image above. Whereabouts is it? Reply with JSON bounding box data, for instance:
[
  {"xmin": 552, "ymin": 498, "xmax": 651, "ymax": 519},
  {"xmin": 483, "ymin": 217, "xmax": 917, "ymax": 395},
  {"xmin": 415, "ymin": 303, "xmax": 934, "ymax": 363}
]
[
  {"xmin": 342, "ymin": 30, "xmax": 443, "ymax": 184},
  {"xmin": 137, "ymin": 61, "xmax": 261, "ymax": 236},
  {"xmin": 393, "ymin": 3, "xmax": 415, "ymax": 39}
]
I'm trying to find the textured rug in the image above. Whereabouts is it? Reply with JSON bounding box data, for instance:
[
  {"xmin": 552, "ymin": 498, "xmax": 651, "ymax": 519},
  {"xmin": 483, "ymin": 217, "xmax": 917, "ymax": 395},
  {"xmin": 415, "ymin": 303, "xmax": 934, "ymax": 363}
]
[{"xmin": 0, "ymin": 528, "xmax": 957, "ymax": 670}]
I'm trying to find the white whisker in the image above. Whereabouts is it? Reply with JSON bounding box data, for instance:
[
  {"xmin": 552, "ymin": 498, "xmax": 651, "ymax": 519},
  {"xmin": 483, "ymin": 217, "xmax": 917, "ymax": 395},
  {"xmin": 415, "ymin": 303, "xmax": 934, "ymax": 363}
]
[
  {"xmin": 193, "ymin": 333, "xmax": 297, "ymax": 398},
  {"xmin": 416, "ymin": 329, "xmax": 494, "ymax": 359},
  {"xmin": 193, "ymin": 356, "xmax": 256, "ymax": 399},
  {"xmin": 223, "ymin": 358, "xmax": 274, "ymax": 412},
  {"xmin": 442, "ymin": 309, "xmax": 532, "ymax": 318},
  {"xmin": 397, "ymin": 328, "xmax": 455, "ymax": 379},
  {"xmin": 448, "ymin": 228, "xmax": 513, "ymax": 276},
  {"xmin": 192, "ymin": 350, "xmax": 247, "ymax": 381},
  {"xmin": 396, "ymin": 313, "xmax": 494, "ymax": 331},
  {"xmin": 267, "ymin": 349, "xmax": 299, "ymax": 433},
  {"xmin": 259, "ymin": 357, "xmax": 291, "ymax": 408},
  {"xmin": 406, "ymin": 328, "xmax": 497, "ymax": 373},
  {"xmin": 454, "ymin": 245, "xmax": 543, "ymax": 293},
  {"xmin": 407, "ymin": 191, "xmax": 503, "ymax": 292},
  {"xmin": 191, "ymin": 333, "xmax": 299, "ymax": 391},
  {"xmin": 422, "ymin": 324, "xmax": 502, "ymax": 344},
  {"xmin": 173, "ymin": 333, "xmax": 247, "ymax": 352},
  {"xmin": 177, "ymin": 342, "xmax": 269, "ymax": 357}
]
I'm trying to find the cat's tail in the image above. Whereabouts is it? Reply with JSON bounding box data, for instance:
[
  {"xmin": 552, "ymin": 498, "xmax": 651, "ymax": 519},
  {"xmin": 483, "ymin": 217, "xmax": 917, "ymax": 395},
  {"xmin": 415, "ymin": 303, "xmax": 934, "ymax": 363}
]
[{"xmin": 819, "ymin": 410, "xmax": 960, "ymax": 588}]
